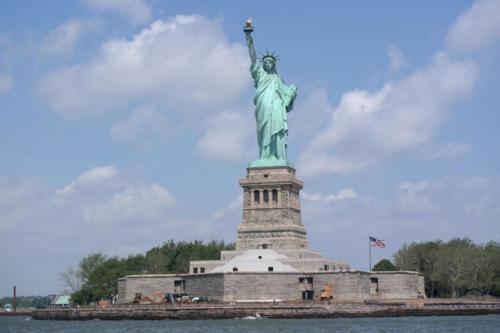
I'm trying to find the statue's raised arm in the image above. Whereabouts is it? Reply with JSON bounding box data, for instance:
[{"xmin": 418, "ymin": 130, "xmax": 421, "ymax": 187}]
[
  {"xmin": 244, "ymin": 19, "xmax": 257, "ymax": 66},
  {"xmin": 243, "ymin": 19, "xmax": 298, "ymax": 168}
]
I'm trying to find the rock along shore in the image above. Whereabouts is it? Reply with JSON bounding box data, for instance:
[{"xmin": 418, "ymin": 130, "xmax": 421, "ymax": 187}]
[{"xmin": 32, "ymin": 299, "xmax": 500, "ymax": 320}]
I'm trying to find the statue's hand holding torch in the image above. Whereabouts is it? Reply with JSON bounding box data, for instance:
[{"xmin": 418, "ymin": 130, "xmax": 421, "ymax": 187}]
[
  {"xmin": 244, "ymin": 19, "xmax": 256, "ymax": 64},
  {"xmin": 243, "ymin": 19, "xmax": 254, "ymax": 43}
]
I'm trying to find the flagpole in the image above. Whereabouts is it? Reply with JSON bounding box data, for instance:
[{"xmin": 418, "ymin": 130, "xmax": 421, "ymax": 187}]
[{"xmin": 369, "ymin": 237, "xmax": 372, "ymax": 272}]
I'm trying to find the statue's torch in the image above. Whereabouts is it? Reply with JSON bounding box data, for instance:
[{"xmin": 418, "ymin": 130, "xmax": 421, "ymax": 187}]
[{"xmin": 243, "ymin": 19, "xmax": 254, "ymax": 33}]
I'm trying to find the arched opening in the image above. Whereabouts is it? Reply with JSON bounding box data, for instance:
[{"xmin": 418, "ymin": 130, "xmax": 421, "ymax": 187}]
[
  {"xmin": 254, "ymin": 190, "xmax": 260, "ymax": 204},
  {"xmin": 263, "ymin": 190, "xmax": 269, "ymax": 203}
]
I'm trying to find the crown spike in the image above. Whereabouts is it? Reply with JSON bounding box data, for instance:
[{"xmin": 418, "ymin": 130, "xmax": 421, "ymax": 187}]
[{"xmin": 258, "ymin": 49, "xmax": 280, "ymax": 62}]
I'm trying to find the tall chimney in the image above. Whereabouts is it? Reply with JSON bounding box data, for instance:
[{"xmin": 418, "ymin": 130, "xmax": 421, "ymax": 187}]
[{"xmin": 13, "ymin": 286, "xmax": 17, "ymax": 312}]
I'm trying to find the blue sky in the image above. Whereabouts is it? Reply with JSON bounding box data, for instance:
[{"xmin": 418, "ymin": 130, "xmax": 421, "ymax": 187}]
[{"xmin": 1, "ymin": 0, "xmax": 500, "ymax": 296}]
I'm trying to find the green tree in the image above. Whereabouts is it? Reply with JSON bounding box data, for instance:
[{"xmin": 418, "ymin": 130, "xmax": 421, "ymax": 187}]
[
  {"xmin": 394, "ymin": 238, "xmax": 500, "ymax": 298},
  {"xmin": 483, "ymin": 241, "xmax": 500, "ymax": 296},
  {"xmin": 0, "ymin": 295, "xmax": 53, "ymax": 308},
  {"xmin": 79, "ymin": 252, "xmax": 107, "ymax": 282},
  {"xmin": 433, "ymin": 238, "xmax": 475, "ymax": 297},
  {"xmin": 60, "ymin": 252, "xmax": 107, "ymax": 297},
  {"xmin": 68, "ymin": 240, "xmax": 234, "ymax": 305},
  {"xmin": 373, "ymin": 259, "xmax": 396, "ymax": 271},
  {"xmin": 394, "ymin": 240, "xmax": 443, "ymax": 297},
  {"xmin": 70, "ymin": 286, "xmax": 95, "ymax": 305},
  {"xmin": 145, "ymin": 239, "xmax": 234, "ymax": 274}
]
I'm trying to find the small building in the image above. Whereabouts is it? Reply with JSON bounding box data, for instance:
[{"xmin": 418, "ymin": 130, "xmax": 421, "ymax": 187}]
[{"xmin": 50, "ymin": 295, "xmax": 71, "ymax": 308}]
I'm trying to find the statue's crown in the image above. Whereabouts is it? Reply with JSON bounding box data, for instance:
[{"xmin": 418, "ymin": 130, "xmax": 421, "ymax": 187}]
[{"xmin": 259, "ymin": 50, "xmax": 280, "ymax": 62}]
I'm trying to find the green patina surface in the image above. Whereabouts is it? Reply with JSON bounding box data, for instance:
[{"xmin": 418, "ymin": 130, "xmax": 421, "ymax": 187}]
[
  {"xmin": 248, "ymin": 159, "xmax": 294, "ymax": 168},
  {"xmin": 244, "ymin": 21, "xmax": 297, "ymax": 168}
]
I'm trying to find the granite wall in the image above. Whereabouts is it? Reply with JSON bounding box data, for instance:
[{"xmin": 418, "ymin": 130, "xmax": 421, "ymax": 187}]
[
  {"xmin": 117, "ymin": 271, "xmax": 424, "ymax": 303},
  {"xmin": 118, "ymin": 274, "xmax": 178, "ymax": 303},
  {"xmin": 312, "ymin": 272, "xmax": 371, "ymax": 301},
  {"xmin": 370, "ymin": 271, "xmax": 425, "ymax": 299},
  {"xmin": 223, "ymin": 273, "xmax": 301, "ymax": 302},
  {"xmin": 184, "ymin": 273, "xmax": 224, "ymax": 301}
]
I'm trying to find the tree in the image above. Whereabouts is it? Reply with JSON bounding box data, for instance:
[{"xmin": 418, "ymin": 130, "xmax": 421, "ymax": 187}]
[
  {"xmin": 483, "ymin": 241, "xmax": 500, "ymax": 296},
  {"xmin": 145, "ymin": 239, "xmax": 235, "ymax": 274},
  {"xmin": 79, "ymin": 252, "xmax": 107, "ymax": 282},
  {"xmin": 71, "ymin": 287, "xmax": 95, "ymax": 306},
  {"xmin": 0, "ymin": 296, "xmax": 53, "ymax": 308},
  {"xmin": 59, "ymin": 267, "xmax": 83, "ymax": 293},
  {"xmin": 394, "ymin": 240, "xmax": 442, "ymax": 297},
  {"xmin": 433, "ymin": 238, "xmax": 474, "ymax": 297},
  {"xmin": 145, "ymin": 249, "xmax": 168, "ymax": 274},
  {"xmin": 373, "ymin": 259, "xmax": 396, "ymax": 271},
  {"xmin": 67, "ymin": 240, "xmax": 235, "ymax": 305},
  {"xmin": 394, "ymin": 238, "xmax": 500, "ymax": 298}
]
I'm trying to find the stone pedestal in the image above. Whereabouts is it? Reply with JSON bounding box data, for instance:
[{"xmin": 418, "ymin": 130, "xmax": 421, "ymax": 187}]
[{"xmin": 236, "ymin": 166, "xmax": 309, "ymax": 250}]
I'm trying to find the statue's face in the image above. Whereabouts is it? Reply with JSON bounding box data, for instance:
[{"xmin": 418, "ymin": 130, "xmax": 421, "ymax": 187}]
[{"xmin": 263, "ymin": 58, "xmax": 275, "ymax": 73}]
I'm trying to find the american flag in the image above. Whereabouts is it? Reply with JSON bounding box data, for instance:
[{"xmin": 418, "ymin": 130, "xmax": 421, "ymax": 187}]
[{"xmin": 370, "ymin": 236, "xmax": 385, "ymax": 248}]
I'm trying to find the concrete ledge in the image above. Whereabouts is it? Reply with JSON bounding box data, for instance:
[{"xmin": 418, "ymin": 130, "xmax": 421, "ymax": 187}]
[{"xmin": 32, "ymin": 300, "xmax": 500, "ymax": 320}]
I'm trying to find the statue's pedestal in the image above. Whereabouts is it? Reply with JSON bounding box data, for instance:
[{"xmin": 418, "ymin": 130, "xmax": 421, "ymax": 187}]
[
  {"xmin": 236, "ymin": 166, "xmax": 309, "ymax": 250},
  {"xmin": 189, "ymin": 165, "xmax": 351, "ymax": 274}
]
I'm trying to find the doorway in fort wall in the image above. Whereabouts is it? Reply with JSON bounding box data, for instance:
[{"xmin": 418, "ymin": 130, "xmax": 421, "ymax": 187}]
[
  {"xmin": 299, "ymin": 276, "xmax": 314, "ymax": 300},
  {"xmin": 174, "ymin": 279, "xmax": 185, "ymax": 294},
  {"xmin": 370, "ymin": 277, "xmax": 379, "ymax": 296}
]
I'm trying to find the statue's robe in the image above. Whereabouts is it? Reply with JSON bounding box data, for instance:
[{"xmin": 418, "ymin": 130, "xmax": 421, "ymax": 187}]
[{"xmin": 251, "ymin": 62, "xmax": 296, "ymax": 160}]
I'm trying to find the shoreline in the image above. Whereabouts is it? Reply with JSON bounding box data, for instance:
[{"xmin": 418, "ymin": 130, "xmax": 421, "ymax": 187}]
[
  {"xmin": 31, "ymin": 299, "xmax": 500, "ymax": 320},
  {"xmin": 0, "ymin": 311, "xmax": 32, "ymax": 317}
]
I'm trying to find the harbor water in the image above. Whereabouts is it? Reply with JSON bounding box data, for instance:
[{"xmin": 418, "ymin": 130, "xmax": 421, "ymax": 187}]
[{"xmin": 1, "ymin": 315, "xmax": 500, "ymax": 333}]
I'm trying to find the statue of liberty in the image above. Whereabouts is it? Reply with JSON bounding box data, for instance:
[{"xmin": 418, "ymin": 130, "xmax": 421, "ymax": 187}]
[{"xmin": 244, "ymin": 20, "xmax": 297, "ymax": 168}]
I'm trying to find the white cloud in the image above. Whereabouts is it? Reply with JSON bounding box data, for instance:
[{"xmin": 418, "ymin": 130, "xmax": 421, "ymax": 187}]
[
  {"xmin": 197, "ymin": 111, "xmax": 253, "ymax": 161},
  {"xmin": 421, "ymin": 142, "xmax": 472, "ymax": 160},
  {"xmin": 80, "ymin": 182, "xmax": 174, "ymax": 225},
  {"xmin": 213, "ymin": 194, "xmax": 242, "ymax": 220},
  {"xmin": 84, "ymin": 0, "xmax": 152, "ymax": 24},
  {"xmin": 41, "ymin": 19, "xmax": 98, "ymax": 56},
  {"xmin": 110, "ymin": 105, "xmax": 171, "ymax": 148},
  {"xmin": 0, "ymin": 74, "xmax": 13, "ymax": 93},
  {"xmin": 55, "ymin": 165, "xmax": 118, "ymax": 196},
  {"xmin": 394, "ymin": 177, "xmax": 500, "ymax": 223},
  {"xmin": 298, "ymin": 53, "xmax": 478, "ymax": 177},
  {"xmin": 38, "ymin": 16, "xmax": 248, "ymax": 118},
  {"xmin": 52, "ymin": 166, "xmax": 174, "ymax": 225},
  {"xmin": 289, "ymin": 87, "xmax": 333, "ymax": 146},
  {"xmin": 0, "ymin": 178, "xmax": 47, "ymax": 228},
  {"xmin": 396, "ymin": 181, "xmax": 434, "ymax": 213},
  {"xmin": 302, "ymin": 188, "xmax": 358, "ymax": 202},
  {"xmin": 297, "ymin": 153, "xmax": 375, "ymax": 177},
  {"xmin": 0, "ymin": 167, "xmax": 179, "ymax": 295},
  {"xmin": 295, "ymin": 1, "xmax": 500, "ymax": 178},
  {"xmin": 447, "ymin": 0, "xmax": 500, "ymax": 54},
  {"xmin": 387, "ymin": 45, "xmax": 407, "ymax": 74}
]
